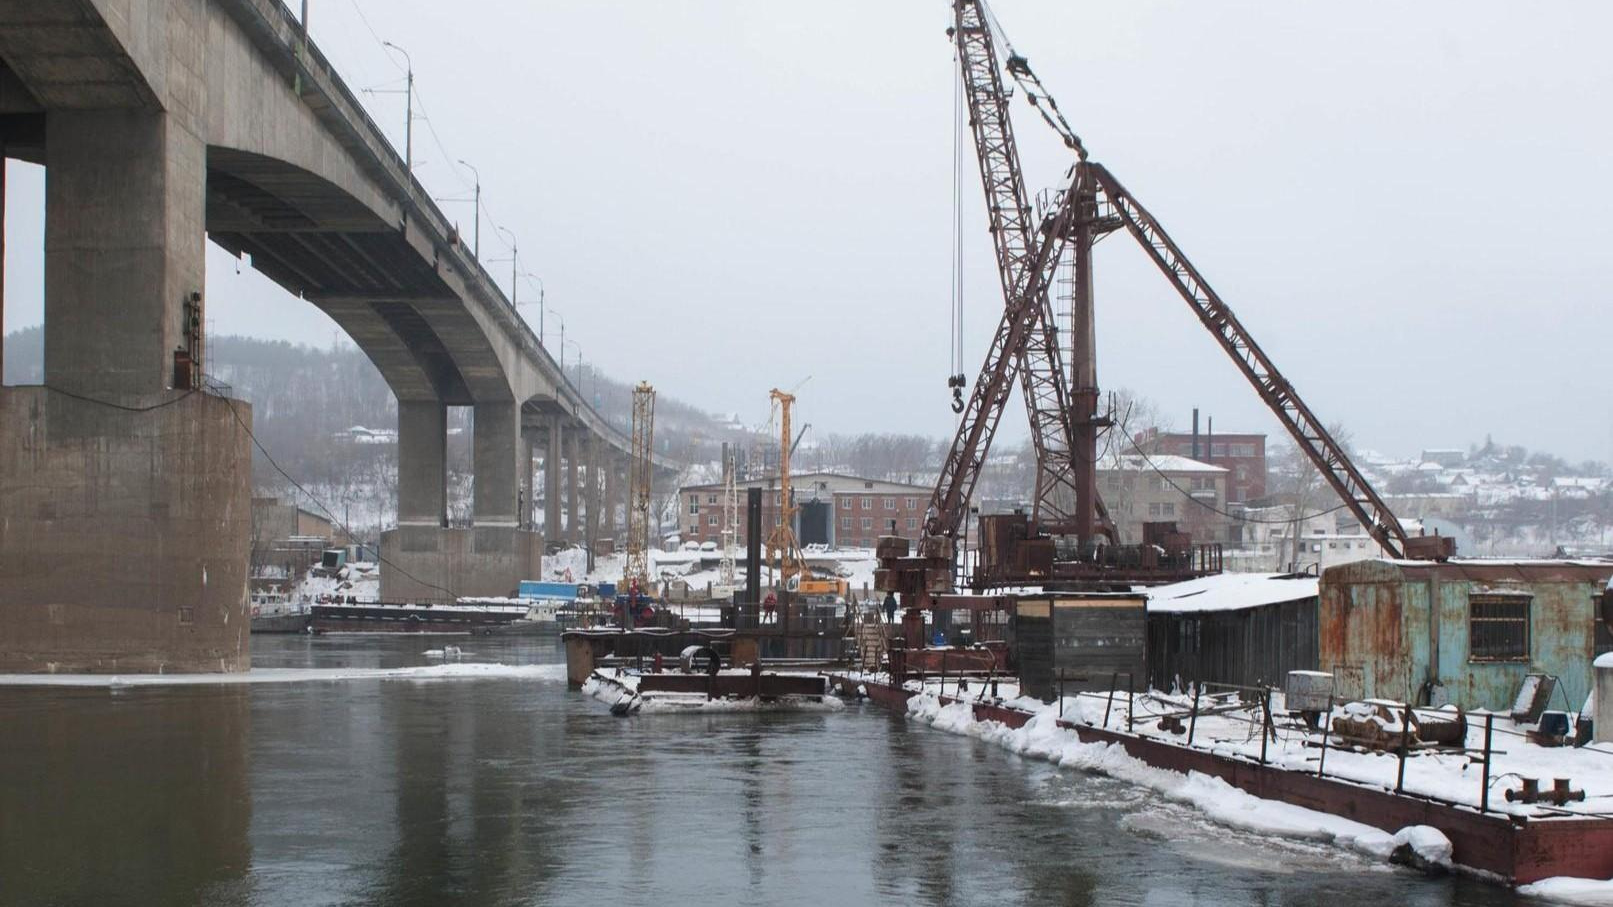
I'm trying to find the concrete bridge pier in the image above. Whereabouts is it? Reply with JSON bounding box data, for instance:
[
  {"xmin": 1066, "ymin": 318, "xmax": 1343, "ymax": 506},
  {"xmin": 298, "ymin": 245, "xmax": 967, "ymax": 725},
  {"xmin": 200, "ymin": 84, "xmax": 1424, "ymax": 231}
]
[
  {"xmin": 0, "ymin": 107, "xmax": 251, "ymax": 672},
  {"xmin": 377, "ymin": 399, "xmax": 542, "ymax": 603},
  {"xmin": 566, "ymin": 433, "xmax": 581, "ymax": 544},
  {"xmin": 544, "ymin": 417, "xmax": 564, "ymax": 543},
  {"xmin": 396, "ymin": 401, "xmax": 448, "ymax": 527}
]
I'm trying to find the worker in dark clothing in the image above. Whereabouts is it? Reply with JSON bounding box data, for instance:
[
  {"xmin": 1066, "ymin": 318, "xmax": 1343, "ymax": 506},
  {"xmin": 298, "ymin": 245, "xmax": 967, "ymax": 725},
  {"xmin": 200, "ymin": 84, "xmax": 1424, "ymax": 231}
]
[{"xmin": 883, "ymin": 591, "xmax": 898, "ymax": 624}]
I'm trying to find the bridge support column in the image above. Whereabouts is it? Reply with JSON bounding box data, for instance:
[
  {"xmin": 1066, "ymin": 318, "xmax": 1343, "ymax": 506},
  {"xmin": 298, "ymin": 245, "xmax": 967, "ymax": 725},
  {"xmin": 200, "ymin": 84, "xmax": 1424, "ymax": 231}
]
[
  {"xmin": 397, "ymin": 401, "xmax": 447, "ymax": 527},
  {"xmin": 44, "ymin": 109, "xmax": 206, "ymax": 398},
  {"xmin": 519, "ymin": 429, "xmax": 537, "ymax": 530},
  {"xmin": 586, "ymin": 439, "xmax": 603, "ymax": 553},
  {"xmin": 545, "ymin": 418, "xmax": 564, "ymax": 543},
  {"xmin": 473, "ymin": 400, "xmax": 521, "ymax": 527},
  {"xmin": 0, "ymin": 102, "xmax": 251, "ymax": 673},
  {"xmin": 566, "ymin": 433, "xmax": 581, "ymax": 543},
  {"xmin": 380, "ymin": 400, "xmax": 541, "ymax": 603}
]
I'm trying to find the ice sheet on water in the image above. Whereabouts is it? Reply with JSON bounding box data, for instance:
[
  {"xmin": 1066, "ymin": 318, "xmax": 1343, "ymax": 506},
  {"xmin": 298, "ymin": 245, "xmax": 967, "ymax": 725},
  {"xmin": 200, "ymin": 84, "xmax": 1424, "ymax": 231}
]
[{"xmin": 0, "ymin": 662, "xmax": 567, "ymax": 687}]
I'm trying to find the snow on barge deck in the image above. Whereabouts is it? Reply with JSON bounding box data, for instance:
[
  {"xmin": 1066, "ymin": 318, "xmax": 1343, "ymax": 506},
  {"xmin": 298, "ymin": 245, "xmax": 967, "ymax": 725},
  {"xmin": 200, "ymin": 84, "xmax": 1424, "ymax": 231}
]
[{"xmin": 829, "ymin": 669, "xmax": 1613, "ymax": 887}]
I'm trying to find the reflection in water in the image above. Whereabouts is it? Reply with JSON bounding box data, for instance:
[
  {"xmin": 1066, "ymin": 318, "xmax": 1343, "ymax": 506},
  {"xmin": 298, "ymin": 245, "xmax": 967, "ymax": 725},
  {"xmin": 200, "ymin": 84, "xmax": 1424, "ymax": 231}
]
[
  {"xmin": 0, "ymin": 637, "xmax": 1527, "ymax": 907},
  {"xmin": 0, "ymin": 685, "xmax": 251, "ymax": 906}
]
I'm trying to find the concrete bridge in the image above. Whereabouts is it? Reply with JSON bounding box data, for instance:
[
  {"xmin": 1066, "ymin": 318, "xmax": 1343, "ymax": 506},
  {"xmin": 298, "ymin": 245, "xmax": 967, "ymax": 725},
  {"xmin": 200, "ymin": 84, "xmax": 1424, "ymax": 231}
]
[{"xmin": 0, "ymin": 0, "xmax": 677, "ymax": 671}]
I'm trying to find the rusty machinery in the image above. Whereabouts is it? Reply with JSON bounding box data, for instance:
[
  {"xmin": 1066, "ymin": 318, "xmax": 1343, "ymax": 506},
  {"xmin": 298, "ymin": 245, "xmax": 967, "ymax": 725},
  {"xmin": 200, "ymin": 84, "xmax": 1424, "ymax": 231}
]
[
  {"xmin": 878, "ymin": 0, "xmax": 1445, "ymax": 617},
  {"xmin": 624, "ymin": 381, "xmax": 656, "ymax": 598}
]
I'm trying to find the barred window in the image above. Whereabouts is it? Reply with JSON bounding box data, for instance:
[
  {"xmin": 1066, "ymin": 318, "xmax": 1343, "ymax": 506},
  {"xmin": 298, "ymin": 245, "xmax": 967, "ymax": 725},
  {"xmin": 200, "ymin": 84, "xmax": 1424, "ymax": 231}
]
[{"xmin": 1469, "ymin": 593, "xmax": 1531, "ymax": 662}]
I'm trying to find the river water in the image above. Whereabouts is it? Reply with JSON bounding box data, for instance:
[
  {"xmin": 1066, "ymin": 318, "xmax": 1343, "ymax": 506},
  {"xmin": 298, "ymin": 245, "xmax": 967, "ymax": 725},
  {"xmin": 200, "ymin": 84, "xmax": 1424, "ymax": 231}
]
[{"xmin": 0, "ymin": 636, "xmax": 1526, "ymax": 906}]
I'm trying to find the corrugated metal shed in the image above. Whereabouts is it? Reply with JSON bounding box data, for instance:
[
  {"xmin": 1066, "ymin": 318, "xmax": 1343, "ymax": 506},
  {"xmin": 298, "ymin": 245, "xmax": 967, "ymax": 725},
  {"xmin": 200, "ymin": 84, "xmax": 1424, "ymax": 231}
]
[{"xmin": 1144, "ymin": 574, "xmax": 1319, "ymax": 691}]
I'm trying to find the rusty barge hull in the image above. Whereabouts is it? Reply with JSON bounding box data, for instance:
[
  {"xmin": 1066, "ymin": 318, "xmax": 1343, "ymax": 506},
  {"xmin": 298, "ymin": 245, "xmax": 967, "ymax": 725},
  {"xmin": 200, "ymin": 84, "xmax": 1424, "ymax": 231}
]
[{"xmin": 832, "ymin": 674, "xmax": 1613, "ymax": 886}]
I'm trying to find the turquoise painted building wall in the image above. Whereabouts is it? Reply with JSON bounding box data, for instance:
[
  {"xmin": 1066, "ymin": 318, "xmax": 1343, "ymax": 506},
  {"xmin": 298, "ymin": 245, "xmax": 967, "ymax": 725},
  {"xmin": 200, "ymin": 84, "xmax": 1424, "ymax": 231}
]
[{"xmin": 1319, "ymin": 559, "xmax": 1612, "ymax": 711}]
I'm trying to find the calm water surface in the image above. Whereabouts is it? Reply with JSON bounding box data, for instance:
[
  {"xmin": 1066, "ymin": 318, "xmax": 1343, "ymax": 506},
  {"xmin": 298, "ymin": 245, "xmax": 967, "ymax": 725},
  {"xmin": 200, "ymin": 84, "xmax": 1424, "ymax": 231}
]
[{"xmin": 0, "ymin": 636, "xmax": 1530, "ymax": 906}]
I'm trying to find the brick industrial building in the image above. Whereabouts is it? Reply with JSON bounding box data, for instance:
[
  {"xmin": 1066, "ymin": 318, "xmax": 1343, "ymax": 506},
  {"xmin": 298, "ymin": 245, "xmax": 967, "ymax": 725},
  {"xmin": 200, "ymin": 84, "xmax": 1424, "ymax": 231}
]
[
  {"xmin": 679, "ymin": 472, "xmax": 933, "ymax": 550},
  {"xmin": 1153, "ymin": 427, "xmax": 1267, "ymax": 504}
]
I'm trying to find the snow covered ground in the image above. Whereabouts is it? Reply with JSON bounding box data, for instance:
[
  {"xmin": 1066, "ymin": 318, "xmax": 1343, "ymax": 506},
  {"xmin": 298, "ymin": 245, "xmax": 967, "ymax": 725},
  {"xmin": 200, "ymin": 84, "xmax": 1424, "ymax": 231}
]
[
  {"xmin": 853, "ymin": 672, "xmax": 1613, "ymax": 821},
  {"xmin": 902, "ymin": 689, "xmax": 1456, "ymax": 873}
]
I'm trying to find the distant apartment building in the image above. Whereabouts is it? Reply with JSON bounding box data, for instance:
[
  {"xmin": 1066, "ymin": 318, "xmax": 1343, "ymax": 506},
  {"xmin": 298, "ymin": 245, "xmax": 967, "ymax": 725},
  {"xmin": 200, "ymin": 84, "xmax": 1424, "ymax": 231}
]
[
  {"xmin": 1154, "ymin": 430, "xmax": 1267, "ymax": 504},
  {"xmin": 1097, "ymin": 454, "xmax": 1234, "ymax": 546},
  {"xmin": 677, "ymin": 472, "xmax": 932, "ymax": 550}
]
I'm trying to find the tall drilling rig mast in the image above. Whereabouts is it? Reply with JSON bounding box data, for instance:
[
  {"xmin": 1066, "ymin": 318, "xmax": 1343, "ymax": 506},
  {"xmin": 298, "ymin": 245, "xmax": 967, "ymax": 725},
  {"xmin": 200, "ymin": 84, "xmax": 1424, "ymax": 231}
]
[
  {"xmin": 625, "ymin": 382, "xmax": 656, "ymax": 594},
  {"xmin": 765, "ymin": 389, "xmax": 804, "ymax": 592}
]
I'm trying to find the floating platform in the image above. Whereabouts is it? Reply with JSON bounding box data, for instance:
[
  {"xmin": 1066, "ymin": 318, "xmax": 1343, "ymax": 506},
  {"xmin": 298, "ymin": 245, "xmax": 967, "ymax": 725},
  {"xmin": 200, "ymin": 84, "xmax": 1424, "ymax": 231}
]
[
  {"xmin": 831, "ymin": 673, "xmax": 1613, "ymax": 887},
  {"xmin": 310, "ymin": 601, "xmax": 528, "ymax": 633},
  {"xmin": 585, "ymin": 667, "xmax": 835, "ymax": 714}
]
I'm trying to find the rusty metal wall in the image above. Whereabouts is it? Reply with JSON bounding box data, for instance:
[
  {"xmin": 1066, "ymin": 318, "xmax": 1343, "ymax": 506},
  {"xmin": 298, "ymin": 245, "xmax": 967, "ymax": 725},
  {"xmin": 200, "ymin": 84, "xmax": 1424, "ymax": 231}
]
[
  {"xmin": 1146, "ymin": 597, "xmax": 1318, "ymax": 692},
  {"xmin": 1321, "ymin": 560, "xmax": 1613, "ymax": 711}
]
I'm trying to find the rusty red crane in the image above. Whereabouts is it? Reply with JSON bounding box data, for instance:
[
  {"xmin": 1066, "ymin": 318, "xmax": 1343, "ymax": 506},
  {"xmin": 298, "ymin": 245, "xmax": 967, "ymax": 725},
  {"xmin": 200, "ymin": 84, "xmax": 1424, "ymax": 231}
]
[{"xmin": 883, "ymin": 0, "xmax": 1436, "ymax": 615}]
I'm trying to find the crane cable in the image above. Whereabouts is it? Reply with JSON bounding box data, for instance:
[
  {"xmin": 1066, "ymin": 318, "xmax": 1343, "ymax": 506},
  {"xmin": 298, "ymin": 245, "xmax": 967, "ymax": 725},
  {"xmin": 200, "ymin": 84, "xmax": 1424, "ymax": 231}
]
[
  {"xmin": 947, "ymin": 41, "xmax": 967, "ymax": 415},
  {"xmin": 979, "ymin": 0, "xmax": 1090, "ymax": 160}
]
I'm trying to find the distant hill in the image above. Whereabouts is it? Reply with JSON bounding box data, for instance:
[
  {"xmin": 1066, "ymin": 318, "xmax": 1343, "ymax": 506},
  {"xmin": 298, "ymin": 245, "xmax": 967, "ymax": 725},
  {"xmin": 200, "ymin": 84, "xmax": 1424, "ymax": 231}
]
[{"xmin": 2, "ymin": 328, "xmax": 742, "ymax": 530}]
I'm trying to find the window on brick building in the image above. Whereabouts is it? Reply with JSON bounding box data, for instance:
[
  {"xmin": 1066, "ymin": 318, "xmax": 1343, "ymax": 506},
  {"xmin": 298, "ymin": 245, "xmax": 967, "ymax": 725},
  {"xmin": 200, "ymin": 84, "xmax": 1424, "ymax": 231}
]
[
  {"xmin": 1161, "ymin": 503, "xmax": 1175, "ymax": 517},
  {"xmin": 906, "ymin": 518, "xmax": 918, "ymax": 530},
  {"xmin": 688, "ymin": 496, "xmax": 699, "ymax": 514},
  {"xmin": 862, "ymin": 497, "xmax": 872, "ymax": 510},
  {"xmin": 884, "ymin": 497, "xmax": 895, "ymax": 510},
  {"xmin": 1148, "ymin": 503, "xmax": 1161, "ymax": 517},
  {"xmin": 1469, "ymin": 593, "xmax": 1531, "ymax": 662},
  {"xmin": 905, "ymin": 497, "xmax": 917, "ymax": 510},
  {"xmin": 861, "ymin": 517, "xmax": 872, "ymax": 530},
  {"xmin": 840, "ymin": 517, "xmax": 851, "ymax": 529},
  {"xmin": 708, "ymin": 494, "xmax": 717, "ymax": 504},
  {"xmin": 708, "ymin": 516, "xmax": 718, "ymax": 526},
  {"xmin": 840, "ymin": 498, "xmax": 852, "ymax": 509}
]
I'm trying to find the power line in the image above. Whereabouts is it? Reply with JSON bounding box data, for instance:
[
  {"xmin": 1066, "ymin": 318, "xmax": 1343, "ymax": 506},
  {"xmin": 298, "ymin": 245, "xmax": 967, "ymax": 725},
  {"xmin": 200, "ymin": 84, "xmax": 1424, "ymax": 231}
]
[
  {"xmin": 1117, "ymin": 423, "xmax": 1350, "ymax": 526},
  {"xmin": 32, "ymin": 378, "xmax": 463, "ymax": 599},
  {"xmin": 213, "ymin": 388, "xmax": 462, "ymax": 602}
]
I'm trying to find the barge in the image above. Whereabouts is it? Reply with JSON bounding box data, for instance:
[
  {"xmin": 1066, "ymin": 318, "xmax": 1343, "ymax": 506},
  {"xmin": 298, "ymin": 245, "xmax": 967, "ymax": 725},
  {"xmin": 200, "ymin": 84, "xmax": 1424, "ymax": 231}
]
[
  {"xmin": 310, "ymin": 600, "xmax": 529, "ymax": 633},
  {"xmin": 832, "ymin": 671, "xmax": 1613, "ymax": 887}
]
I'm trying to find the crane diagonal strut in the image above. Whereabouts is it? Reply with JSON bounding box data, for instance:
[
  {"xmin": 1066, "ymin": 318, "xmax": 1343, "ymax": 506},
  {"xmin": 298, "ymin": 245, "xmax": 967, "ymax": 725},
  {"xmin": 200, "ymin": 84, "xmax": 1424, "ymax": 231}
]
[{"xmin": 1089, "ymin": 163, "xmax": 1409, "ymax": 559}]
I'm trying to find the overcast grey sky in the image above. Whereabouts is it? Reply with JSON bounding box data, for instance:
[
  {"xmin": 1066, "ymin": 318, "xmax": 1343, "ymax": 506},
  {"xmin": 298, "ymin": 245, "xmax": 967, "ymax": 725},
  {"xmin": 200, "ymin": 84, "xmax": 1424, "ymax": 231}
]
[{"xmin": 5, "ymin": 1, "xmax": 1611, "ymax": 461}]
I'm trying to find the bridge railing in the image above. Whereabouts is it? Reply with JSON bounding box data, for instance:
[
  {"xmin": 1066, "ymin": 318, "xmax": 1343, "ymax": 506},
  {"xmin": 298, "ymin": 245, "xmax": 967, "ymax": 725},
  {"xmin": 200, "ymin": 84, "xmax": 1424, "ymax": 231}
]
[{"xmin": 264, "ymin": 0, "xmax": 636, "ymax": 451}]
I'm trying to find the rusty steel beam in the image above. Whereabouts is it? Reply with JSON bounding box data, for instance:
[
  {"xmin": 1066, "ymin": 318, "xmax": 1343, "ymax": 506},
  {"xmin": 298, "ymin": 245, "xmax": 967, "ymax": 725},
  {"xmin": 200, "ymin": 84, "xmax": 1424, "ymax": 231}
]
[
  {"xmin": 944, "ymin": 0, "xmax": 1096, "ymax": 534},
  {"xmin": 1090, "ymin": 163, "xmax": 1409, "ymax": 559}
]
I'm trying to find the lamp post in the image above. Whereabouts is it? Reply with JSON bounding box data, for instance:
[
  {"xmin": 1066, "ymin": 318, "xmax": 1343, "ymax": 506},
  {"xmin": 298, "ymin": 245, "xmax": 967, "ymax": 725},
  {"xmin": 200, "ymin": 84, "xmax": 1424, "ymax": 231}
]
[
  {"xmin": 381, "ymin": 41, "xmax": 413, "ymax": 173},
  {"xmin": 514, "ymin": 273, "xmax": 545, "ymax": 341},
  {"xmin": 494, "ymin": 225, "xmax": 517, "ymax": 306},
  {"xmin": 549, "ymin": 308, "xmax": 566, "ymax": 370},
  {"xmin": 565, "ymin": 339, "xmax": 583, "ymax": 387},
  {"xmin": 456, "ymin": 159, "xmax": 480, "ymax": 257}
]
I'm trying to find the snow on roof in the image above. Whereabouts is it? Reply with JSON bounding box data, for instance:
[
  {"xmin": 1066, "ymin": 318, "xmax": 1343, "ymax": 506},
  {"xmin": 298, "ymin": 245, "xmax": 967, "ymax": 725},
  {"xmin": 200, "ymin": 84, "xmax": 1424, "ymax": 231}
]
[
  {"xmin": 1101, "ymin": 454, "xmax": 1227, "ymax": 474},
  {"xmin": 1144, "ymin": 572, "xmax": 1318, "ymax": 613}
]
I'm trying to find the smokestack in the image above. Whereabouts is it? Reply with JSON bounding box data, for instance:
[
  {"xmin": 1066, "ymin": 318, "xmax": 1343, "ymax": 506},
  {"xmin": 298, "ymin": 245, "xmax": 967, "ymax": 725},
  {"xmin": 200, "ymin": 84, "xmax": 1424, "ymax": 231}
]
[
  {"xmin": 1192, "ymin": 408, "xmax": 1200, "ymax": 459},
  {"xmin": 1207, "ymin": 417, "xmax": 1214, "ymax": 464}
]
